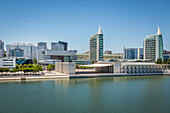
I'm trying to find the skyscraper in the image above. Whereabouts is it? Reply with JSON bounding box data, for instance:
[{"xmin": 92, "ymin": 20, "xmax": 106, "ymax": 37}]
[
  {"xmin": 90, "ymin": 25, "xmax": 103, "ymax": 61},
  {"xmin": 37, "ymin": 42, "xmax": 47, "ymax": 50},
  {"xmin": 144, "ymin": 26, "xmax": 163, "ymax": 61},
  {"xmin": 0, "ymin": 40, "xmax": 4, "ymax": 58}
]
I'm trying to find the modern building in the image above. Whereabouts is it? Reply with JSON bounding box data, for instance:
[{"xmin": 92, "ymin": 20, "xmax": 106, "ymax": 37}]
[
  {"xmin": 144, "ymin": 26, "xmax": 163, "ymax": 61},
  {"xmin": 37, "ymin": 42, "xmax": 47, "ymax": 50},
  {"xmin": 58, "ymin": 41, "xmax": 68, "ymax": 51},
  {"xmin": 123, "ymin": 48, "xmax": 143, "ymax": 60},
  {"xmin": 90, "ymin": 25, "xmax": 103, "ymax": 61},
  {"xmin": 6, "ymin": 43, "xmax": 37, "ymax": 59},
  {"xmin": 37, "ymin": 50, "xmax": 77, "ymax": 64},
  {"xmin": 79, "ymin": 62, "xmax": 164, "ymax": 74},
  {"xmin": 0, "ymin": 40, "xmax": 4, "ymax": 58},
  {"xmin": 163, "ymin": 50, "xmax": 170, "ymax": 61},
  {"xmin": 51, "ymin": 42, "xmax": 65, "ymax": 51},
  {"xmin": 0, "ymin": 58, "xmax": 16, "ymax": 69},
  {"xmin": 104, "ymin": 50, "xmax": 112, "ymax": 55}
]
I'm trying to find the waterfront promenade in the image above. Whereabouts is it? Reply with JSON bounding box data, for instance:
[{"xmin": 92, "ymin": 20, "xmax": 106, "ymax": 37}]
[{"xmin": 0, "ymin": 71, "xmax": 170, "ymax": 81}]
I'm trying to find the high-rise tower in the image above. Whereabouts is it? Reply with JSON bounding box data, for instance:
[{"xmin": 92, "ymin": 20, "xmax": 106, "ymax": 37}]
[
  {"xmin": 89, "ymin": 25, "xmax": 103, "ymax": 61},
  {"xmin": 144, "ymin": 25, "xmax": 163, "ymax": 61}
]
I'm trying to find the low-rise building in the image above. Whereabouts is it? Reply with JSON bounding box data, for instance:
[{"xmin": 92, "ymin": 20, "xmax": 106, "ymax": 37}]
[{"xmin": 0, "ymin": 58, "xmax": 16, "ymax": 69}]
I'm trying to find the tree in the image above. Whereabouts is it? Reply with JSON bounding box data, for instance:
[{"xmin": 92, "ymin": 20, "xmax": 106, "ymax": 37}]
[
  {"xmin": 167, "ymin": 59, "xmax": 170, "ymax": 69},
  {"xmin": 33, "ymin": 58, "xmax": 37, "ymax": 64},
  {"xmin": 47, "ymin": 64, "xmax": 52, "ymax": 72},
  {"xmin": 163, "ymin": 60, "xmax": 167, "ymax": 64},
  {"xmin": 156, "ymin": 58, "xmax": 162, "ymax": 64},
  {"xmin": 52, "ymin": 64, "xmax": 55, "ymax": 69}
]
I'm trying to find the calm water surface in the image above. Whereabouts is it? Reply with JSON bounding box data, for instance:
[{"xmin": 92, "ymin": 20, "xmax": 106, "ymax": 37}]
[{"xmin": 0, "ymin": 76, "xmax": 170, "ymax": 113}]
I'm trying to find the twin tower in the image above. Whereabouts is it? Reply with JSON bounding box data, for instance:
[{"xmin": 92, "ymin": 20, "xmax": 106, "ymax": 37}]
[
  {"xmin": 89, "ymin": 25, "xmax": 163, "ymax": 62},
  {"xmin": 89, "ymin": 25, "xmax": 103, "ymax": 61}
]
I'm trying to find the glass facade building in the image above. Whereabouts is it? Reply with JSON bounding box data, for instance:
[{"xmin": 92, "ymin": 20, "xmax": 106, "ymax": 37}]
[
  {"xmin": 0, "ymin": 40, "xmax": 4, "ymax": 58},
  {"xmin": 90, "ymin": 26, "xmax": 103, "ymax": 61},
  {"xmin": 144, "ymin": 26, "xmax": 163, "ymax": 61},
  {"xmin": 123, "ymin": 48, "xmax": 143, "ymax": 60}
]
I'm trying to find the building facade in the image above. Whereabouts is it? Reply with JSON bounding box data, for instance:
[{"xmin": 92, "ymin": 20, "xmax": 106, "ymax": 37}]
[
  {"xmin": 0, "ymin": 40, "xmax": 4, "ymax": 58},
  {"xmin": 0, "ymin": 58, "xmax": 16, "ymax": 69},
  {"xmin": 123, "ymin": 48, "xmax": 143, "ymax": 60},
  {"xmin": 59, "ymin": 41, "xmax": 68, "ymax": 51},
  {"xmin": 144, "ymin": 26, "xmax": 163, "ymax": 61},
  {"xmin": 90, "ymin": 25, "xmax": 103, "ymax": 61},
  {"xmin": 37, "ymin": 42, "xmax": 47, "ymax": 50},
  {"xmin": 51, "ymin": 42, "xmax": 65, "ymax": 51},
  {"xmin": 104, "ymin": 50, "xmax": 112, "ymax": 55},
  {"xmin": 6, "ymin": 43, "xmax": 37, "ymax": 59}
]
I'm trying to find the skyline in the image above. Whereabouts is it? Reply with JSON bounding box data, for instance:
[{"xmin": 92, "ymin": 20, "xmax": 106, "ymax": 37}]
[{"xmin": 0, "ymin": 0, "xmax": 170, "ymax": 53}]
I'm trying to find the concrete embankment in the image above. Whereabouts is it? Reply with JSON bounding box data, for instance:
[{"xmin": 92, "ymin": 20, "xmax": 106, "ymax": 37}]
[
  {"xmin": 0, "ymin": 75, "xmax": 68, "ymax": 81},
  {"xmin": 69, "ymin": 73, "xmax": 170, "ymax": 78}
]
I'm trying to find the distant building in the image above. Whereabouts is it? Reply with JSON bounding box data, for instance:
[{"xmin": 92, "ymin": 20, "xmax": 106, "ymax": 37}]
[
  {"xmin": 59, "ymin": 41, "xmax": 68, "ymax": 51},
  {"xmin": 123, "ymin": 48, "xmax": 143, "ymax": 60},
  {"xmin": 6, "ymin": 43, "xmax": 37, "ymax": 59},
  {"xmin": 51, "ymin": 42, "xmax": 65, "ymax": 51},
  {"xmin": 104, "ymin": 50, "xmax": 112, "ymax": 55},
  {"xmin": 37, "ymin": 50, "xmax": 77, "ymax": 65},
  {"xmin": 163, "ymin": 50, "xmax": 170, "ymax": 61},
  {"xmin": 144, "ymin": 26, "xmax": 163, "ymax": 61},
  {"xmin": 90, "ymin": 25, "xmax": 103, "ymax": 61},
  {"xmin": 37, "ymin": 42, "xmax": 47, "ymax": 50},
  {"xmin": 0, "ymin": 40, "xmax": 4, "ymax": 58}
]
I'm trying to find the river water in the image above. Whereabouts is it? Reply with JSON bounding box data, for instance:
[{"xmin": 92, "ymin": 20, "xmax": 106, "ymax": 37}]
[{"xmin": 0, "ymin": 75, "xmax": 170, "ymax": 113}]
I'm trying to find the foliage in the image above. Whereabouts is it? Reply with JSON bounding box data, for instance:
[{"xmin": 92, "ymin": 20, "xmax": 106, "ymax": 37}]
[
  {"xmin": 47, "ymin": 64, "xmax": 52, "ymax": 72},
  {"xmin": 0, "ymin": 68, "xmax": 9, "ymax": 72},
  {"xmin": 156, "ymin": 58, "xmax": 162, "ymax": 64},
  {"xmin": 51, "ymin": 64, "xmax": 55, "ymax": 69},
  {"xmin": 33, "ymin": 58, "xmax": 37, "ymax": 64}
]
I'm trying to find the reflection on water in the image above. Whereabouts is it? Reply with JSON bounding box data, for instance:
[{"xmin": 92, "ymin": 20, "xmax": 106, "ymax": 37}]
[{"xmin": 0, "ymin": 75, "xmax": 170, "ymax": 113}]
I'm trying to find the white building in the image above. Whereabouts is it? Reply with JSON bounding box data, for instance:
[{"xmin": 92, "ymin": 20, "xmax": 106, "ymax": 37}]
[
  {"xmin": 6, "ymin": 43, "xmax": 37, "ymax": 59},
  {"xmin": 0, "ymin": 58, "xmax": 16, "ymax": 69}
]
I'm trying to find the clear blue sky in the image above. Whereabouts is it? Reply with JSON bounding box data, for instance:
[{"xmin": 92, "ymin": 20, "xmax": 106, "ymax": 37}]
[{"xmin": 0, "ymin": 0, "xmax": 170, "ymax": 53}]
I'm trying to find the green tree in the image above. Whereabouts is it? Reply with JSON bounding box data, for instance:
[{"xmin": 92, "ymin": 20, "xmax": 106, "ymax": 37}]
[
  {"xmin": 52, "ymin": 64, "xmax": 55, "ymax": 69},
  {"xmin": 47, "ymin": 64, "xmax": 52, "ymax": 72},
  {"xmin": 33, "ymin": 58, "xmax": 37, "ymax": 64},
  {"xmin": 156, "ymin": 58, "xmax": 162, "ymax": 64},
  {"xmin": 163, "ymin": 60, "xmax": 167, "ymax": 64}
]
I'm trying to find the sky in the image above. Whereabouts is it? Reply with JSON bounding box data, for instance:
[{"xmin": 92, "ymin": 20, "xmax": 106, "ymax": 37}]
[{"xmin": 0, "ymin": 0, "xmax": 170, "ymax": 53}]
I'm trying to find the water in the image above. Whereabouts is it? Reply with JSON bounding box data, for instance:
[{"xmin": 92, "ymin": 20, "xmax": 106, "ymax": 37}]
[{"xmin": 0, "ymin": 76, "xmax": 170, "ymax": 113}]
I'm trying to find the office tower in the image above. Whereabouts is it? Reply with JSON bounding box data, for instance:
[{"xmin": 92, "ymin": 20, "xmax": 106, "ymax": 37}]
[
  {"xmin": 37, "ymin": 42, "xmax": 47, "ymax": 50},
  {"xmin": 59, "ymin": 41, "xmax": 68, "ymax": 51},
  {"xmin": 123, "ymin": 48, "xmax": 143, "ymax": 59},
  {"xmin": 0, "ymin": 40, "xmax": 4, "ymax": 58},
  {"xmin": 144, "ymin": 26, "xmax": 163, "ymax": 61},
  {"xmin": 90, "ymin": 25, "xmax": 103, "ymax": 61},
  {"xmin": 51, "ymin": 42, "xmax": 65, "ymax": 51},
  {"xmin": 6, "ymin": 43, "xmax": 37, "ymax": 59}
]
